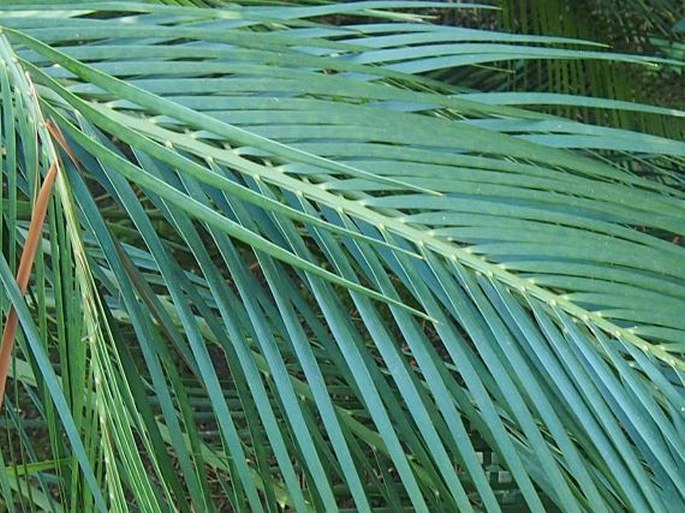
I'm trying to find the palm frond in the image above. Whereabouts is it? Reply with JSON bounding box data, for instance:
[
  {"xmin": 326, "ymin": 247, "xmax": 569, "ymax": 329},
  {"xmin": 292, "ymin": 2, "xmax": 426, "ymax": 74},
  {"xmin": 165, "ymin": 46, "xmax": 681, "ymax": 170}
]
[
  {"xmin": 1, "ymin": 2, "xmax": 684, "ymax": 512},
  {"xmin": 496, "ymin": 0, "xmax": 685, "ymax": 139}
]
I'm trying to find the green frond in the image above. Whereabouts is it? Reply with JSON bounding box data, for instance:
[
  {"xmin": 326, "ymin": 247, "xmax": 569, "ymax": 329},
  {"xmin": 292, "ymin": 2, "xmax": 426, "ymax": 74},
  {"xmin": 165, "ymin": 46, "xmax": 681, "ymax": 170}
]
[
  {"xmin": 497, "ymin": 0, "xmax": 685, "ymax": 139},
  {"xmin": 1, "ymin": 2, "xmax": 684, "ymax": 512}
]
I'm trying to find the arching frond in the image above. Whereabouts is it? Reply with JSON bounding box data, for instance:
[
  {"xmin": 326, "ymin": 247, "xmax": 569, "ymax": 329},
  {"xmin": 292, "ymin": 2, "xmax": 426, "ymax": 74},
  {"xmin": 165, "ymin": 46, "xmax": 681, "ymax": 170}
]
[{"xmin": 1, "ymin": 2, "xmax": 684, "ymax": 512}]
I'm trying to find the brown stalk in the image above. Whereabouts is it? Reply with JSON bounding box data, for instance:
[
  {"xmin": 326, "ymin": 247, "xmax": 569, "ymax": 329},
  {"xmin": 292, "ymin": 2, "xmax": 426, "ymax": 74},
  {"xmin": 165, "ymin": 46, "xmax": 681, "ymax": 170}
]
[{"xmin": 0, "ymin": 129, "xmax": 60, "ymax": 410}]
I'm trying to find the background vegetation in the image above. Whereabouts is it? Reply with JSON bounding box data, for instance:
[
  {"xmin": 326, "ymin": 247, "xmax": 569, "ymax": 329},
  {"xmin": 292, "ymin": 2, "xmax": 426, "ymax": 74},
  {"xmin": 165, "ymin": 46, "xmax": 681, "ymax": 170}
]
[{"xmin": 1, "ymin": 1, "xmax": 684, "ymax": 511}]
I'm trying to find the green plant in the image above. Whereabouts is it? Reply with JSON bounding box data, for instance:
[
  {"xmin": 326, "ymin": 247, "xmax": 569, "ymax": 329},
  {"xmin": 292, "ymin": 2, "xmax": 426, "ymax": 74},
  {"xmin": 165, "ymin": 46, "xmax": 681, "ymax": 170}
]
[
  {"xmin": 494, "ymin": 0, "xmax": 685, "ymax": 136},
  {"xmin": 1, "ymin": 1, "xmax": 684, "ymax": 512}
]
